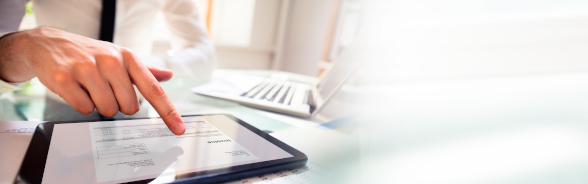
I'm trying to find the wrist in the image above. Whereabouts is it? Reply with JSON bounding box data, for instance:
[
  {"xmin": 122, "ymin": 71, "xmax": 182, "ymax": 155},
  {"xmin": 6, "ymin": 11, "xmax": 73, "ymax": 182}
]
[
  {"xmin": 0, "ymin": 31, "xmax": 35, "ymax": 83},
  {"xmin": 11, "ymin": 29, "xmax": 32, "ymax": 60}
]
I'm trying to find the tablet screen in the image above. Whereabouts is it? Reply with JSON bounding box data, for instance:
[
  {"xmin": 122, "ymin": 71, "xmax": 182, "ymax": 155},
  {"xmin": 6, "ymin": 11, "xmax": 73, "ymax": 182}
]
[{"xmin": 41, "ymin": 115, "xmax": 293, "ymax": 183}]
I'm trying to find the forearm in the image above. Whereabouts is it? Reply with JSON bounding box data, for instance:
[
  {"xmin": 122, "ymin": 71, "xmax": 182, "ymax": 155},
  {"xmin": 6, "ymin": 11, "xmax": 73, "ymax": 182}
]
[{"xmin": 0, "ymin": 31, "xmax": 34, "ymax": 83}]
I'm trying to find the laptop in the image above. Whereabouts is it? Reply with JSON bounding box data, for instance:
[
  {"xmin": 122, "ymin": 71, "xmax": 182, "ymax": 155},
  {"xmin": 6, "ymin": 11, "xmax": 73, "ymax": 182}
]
[{"xmin": 191, "ymin": 48, "xmax": 360, "ymax": 117}]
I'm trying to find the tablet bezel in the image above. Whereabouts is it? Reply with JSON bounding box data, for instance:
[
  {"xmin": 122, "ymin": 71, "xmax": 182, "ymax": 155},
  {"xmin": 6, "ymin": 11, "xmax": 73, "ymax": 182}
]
[{"xmin": 16, "ymin": 114, "xmax": 307, "ymax": 184}]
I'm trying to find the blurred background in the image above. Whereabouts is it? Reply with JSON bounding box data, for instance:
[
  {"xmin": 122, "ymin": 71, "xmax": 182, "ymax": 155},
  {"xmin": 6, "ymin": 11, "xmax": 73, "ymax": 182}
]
[
  {"xmin": 360, "ymin": 0, "xmax": 588, "ymax": 83},
  {"xmin": 20, "ymin": 0, "xmax": 361, "ymax": 77},
  {"xmin": 19, "ymin": 0, "xmax": 588, "ymax": 79},
  {"xmin": 356, "ymin": 0, "xmax": 588, "ymax": 184}
]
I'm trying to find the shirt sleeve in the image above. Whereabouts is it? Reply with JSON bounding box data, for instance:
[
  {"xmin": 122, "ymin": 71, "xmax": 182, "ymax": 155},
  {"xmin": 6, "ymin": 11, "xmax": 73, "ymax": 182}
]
[
  {"xmin": 0, "ymin": 80, "xmax": 23, "ymax": 94},
  {"xmin": 141, "ymin": 0, "xmax": 216, "ymax": 80}
]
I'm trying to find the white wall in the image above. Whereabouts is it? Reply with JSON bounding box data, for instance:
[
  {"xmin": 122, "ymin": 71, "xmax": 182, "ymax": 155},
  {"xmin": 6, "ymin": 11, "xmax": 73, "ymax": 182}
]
[
  {"xmin": 273, "ymin": 0, "xmax": 335, "ymax": 76},
  {"xmin": 211, "ymin": 0, "xmax": 282, "ymax": 69},
  {"xmin": 359, "ymin": 0, "xmax": 588, "ymax": 83},
  {"xmin": 152, "ymin": 0, "xmax": 338, "ymax": 75}
]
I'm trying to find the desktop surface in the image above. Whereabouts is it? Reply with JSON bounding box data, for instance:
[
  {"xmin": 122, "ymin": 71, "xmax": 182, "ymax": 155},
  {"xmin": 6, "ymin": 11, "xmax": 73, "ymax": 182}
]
[
  {"xmin": 3, "ymin": 69, "xmax": 588, "ymax": 184},
  {"xmin": 0, "ymin": 69, "xmax": 362, "ymax": 184}
]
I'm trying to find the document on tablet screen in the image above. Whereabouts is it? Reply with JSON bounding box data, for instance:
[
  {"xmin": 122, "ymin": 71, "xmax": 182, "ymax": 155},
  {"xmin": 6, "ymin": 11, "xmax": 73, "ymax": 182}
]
[
  {"xmin": 43, "ymin": 115, "xmax": 293, "ymax": 184},
  {"xmin": 89, "ymin": 117, "xmax": 258, "ymax": 183}
]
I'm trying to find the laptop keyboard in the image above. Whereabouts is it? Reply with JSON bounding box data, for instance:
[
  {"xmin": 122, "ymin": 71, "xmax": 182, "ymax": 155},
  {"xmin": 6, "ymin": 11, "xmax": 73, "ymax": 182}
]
[{"xmin": 240, "ymin": 80, "xmax": 311, "ymax": 106}]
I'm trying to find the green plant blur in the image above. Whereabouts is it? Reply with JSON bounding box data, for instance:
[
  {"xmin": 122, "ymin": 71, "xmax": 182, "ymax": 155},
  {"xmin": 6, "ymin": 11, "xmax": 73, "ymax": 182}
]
[{"xmin": 25, "ymin": 2, "xmax": 33, "ymax": 15}]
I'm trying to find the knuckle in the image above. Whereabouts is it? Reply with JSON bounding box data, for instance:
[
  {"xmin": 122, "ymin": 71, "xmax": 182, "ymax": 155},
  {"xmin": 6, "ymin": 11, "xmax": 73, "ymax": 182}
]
[
  {"xmin": 119, "ymin": 47, "xmax": 139, "ymax": 63},
  {"xmin": 98, "ymin": 105, "xmax": 119, "ymax": 117},
  {"xmin": 129, "ymin": 102, "xmax": 140, "ymax": 114},
  {"xmin": 74, "ymin": 60, "xmax": 98, "ymax": 75},
  {"xmin": 100, "ymin": 53, "xmax": 120, "ymax": 62},
  {"xmin": 97, "ymin": 51, "xmax": 121, "ymax": 61},
  {"xmin": 75, "ymin": 104, "xmax": 95, "ymax": 115},
  {"xmin": 49, "ymin": 68, "xmax": 72, "ymax": 85},
  {"xmin": 120, "ymin": 47, "xmax": 131, "ymax": 55},
  {"xmin": 150, "ymin": 82, "xmax": 166, "ymax": 98},
  {"xmin": 121, "ymin": 102, "xmax": 140, "ymax": 115},
  {"xmin": 119, "ymin": 47, "xmax": 130, "ymax": 57},
  {"xmin": 165, "ymin": 109, "xmax": 179, "ymax": 119},
  {"xmin": 99, "ymin": 56, "xmax": 123, "ymax": 70}
]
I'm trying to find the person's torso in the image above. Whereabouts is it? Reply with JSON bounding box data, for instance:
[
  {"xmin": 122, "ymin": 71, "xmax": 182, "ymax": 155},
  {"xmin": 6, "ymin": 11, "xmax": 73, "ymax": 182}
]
[{"xmin": 32, "ymin": 0, "xmax": 165, "ymax": 56}]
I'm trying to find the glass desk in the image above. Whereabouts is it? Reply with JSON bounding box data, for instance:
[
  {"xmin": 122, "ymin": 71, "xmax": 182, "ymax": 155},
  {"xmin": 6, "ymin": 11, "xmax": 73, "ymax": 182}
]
[
  {"xmin": 0, "ymin": 69, "xmax": 365, "ymax": 184},
  {"xmin": 1, "ymin": 69, "xmax": 346, "ymax": 124},
  {"xmin": 8, "ymin": 69, "xmax": 588, "ymax": 184}
]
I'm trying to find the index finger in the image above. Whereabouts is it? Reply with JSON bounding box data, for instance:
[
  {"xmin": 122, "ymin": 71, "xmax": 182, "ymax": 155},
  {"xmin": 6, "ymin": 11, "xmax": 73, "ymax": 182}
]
[{"xmin": 122, "ymin": 48, "xmax": 185, "ymax": 135}]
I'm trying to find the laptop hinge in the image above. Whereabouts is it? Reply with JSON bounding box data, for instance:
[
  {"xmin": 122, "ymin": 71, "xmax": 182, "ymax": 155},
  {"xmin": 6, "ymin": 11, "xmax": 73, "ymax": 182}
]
[{"xmin": 308, "ymin": 86, "xmax": 322, "ymax": 114}]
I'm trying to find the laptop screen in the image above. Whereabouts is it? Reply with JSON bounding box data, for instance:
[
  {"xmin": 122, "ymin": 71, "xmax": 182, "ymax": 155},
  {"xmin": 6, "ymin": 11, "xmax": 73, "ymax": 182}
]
[{"xmin": 316, "ymin": 46, "xmax": 361, "ymax": 101}]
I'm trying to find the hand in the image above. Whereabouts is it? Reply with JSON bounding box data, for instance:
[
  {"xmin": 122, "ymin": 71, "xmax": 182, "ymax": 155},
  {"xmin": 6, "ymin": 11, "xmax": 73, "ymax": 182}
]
[{"xmin": 1, "ymin": 27, "xmax": 185, "ymax": 135}]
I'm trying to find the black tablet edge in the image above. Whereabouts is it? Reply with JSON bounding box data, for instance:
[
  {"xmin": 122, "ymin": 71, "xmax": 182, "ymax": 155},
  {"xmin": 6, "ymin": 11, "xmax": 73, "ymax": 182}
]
[
  {"xmin": 173, "ymin": 158, "xmax": 307, "ymax": 184},
  {"xmin": 16, "ymin": 114, "xmax": 308, "ymax": 184},
  {"xmin": 16, "ymin": 124, "xmax": 52, "ymax": 184}
]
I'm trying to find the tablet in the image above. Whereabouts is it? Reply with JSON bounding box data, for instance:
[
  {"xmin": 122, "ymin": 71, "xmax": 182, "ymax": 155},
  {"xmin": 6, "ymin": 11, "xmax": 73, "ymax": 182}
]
[{"xmin": 16, "ymin": 114, "xmax": 307, "ymax": 184}]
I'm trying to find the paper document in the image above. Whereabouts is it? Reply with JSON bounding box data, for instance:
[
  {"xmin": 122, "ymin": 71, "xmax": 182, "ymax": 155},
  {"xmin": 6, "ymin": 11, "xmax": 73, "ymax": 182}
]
[
  {"xmin": 88, "ymin": 116, "xmax": 259, "ymax": 183},
  {"xmin": 0, "ymin": 121, "xmax": 43, "ymax": 183},
  {"xmin": 0, "ymin": 121, "xmax": 40, "ymax": 136}
]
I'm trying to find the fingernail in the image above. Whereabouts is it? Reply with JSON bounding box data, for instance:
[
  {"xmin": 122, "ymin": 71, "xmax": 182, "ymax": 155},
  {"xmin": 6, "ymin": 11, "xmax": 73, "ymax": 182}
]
[{"xmin": 174, "ymin": 122, "xmax": 185, "ymax": 135}]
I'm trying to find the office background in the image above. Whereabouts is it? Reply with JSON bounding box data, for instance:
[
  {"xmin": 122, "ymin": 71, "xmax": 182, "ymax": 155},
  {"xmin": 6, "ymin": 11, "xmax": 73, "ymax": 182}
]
[{"xmin": 20, "ymin": 0, "xmax": 359, "ymax": 77}]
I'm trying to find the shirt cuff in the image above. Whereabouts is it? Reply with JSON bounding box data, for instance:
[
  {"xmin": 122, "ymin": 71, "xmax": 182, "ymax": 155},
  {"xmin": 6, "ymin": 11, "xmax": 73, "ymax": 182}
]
[{"xmin": 0, "ymin": 79, "xmax": 23, "ymax": 94}]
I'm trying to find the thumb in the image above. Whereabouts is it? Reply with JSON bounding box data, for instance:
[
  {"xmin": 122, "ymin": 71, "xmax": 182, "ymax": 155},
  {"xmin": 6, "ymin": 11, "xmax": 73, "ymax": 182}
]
[{"xmin": 147, "ymin": 66, "xmax": 173, "ymax": 82}]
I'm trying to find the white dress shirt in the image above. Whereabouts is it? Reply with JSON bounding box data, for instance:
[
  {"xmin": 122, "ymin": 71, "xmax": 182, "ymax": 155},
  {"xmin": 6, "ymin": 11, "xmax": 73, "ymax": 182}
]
[{"xmin": 0, "ymin": 0, "xmax": 216, "ymax": 94}]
